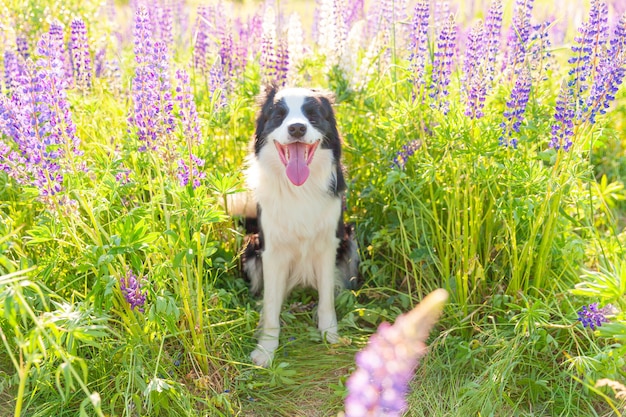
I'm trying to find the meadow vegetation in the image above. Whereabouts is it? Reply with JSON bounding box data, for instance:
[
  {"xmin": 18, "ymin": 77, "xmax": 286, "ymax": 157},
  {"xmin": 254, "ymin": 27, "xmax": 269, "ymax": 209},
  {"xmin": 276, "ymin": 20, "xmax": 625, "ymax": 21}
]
[{"xmin": 1, "ymin": 0, "xmax": 626, "ymax": 416}]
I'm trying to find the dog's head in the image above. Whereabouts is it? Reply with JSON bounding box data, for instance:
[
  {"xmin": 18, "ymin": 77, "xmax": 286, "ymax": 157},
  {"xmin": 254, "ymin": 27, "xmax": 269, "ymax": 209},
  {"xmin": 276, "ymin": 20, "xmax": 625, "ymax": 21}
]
[{"xmin": 254, "ymin": 86, "xmax": 343, "ymax": 189}]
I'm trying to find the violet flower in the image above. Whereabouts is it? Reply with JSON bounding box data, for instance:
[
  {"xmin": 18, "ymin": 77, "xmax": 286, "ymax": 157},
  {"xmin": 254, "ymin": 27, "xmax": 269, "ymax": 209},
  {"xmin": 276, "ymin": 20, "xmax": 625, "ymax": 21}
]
[
  {"xmin": 0, "ymin": 61, "xmax": 69, "ymax": 199},
  {"xmin": 208, "ymin": 57, "xmax": 227, "ymax": 109},
  {"xmin": 193, "ymin": 6, "xmax": 210, "ymax": 74},
  {"xmin": 528, "ymin": 21, "xmax": 553, "ymax": 79},
  {"xmin": 484, "ymin": 0, "xmax": 503, "ymax": 83},
  {"xmin": 577, "ymin": 303, "xmax": 610, "ymax": 330},
  {"xmin": 503, "ymin": 0, "xmax": 534, "ymax": 74},
  {"xmin": 115, "ymin": 168, "xmax": 131, "ymax": 185},
  {"xmin": 343, "ymin": 289, "xmax": 448, "ymax": 417},
  {"xmin": 175, "ymin": 68, "xmax": 201, "ymax": 145},
  {"xmin": 129, "ymin": 6, "xmax": 175, "ymax": 152},
  {"xmin": 155, "ymin": 5, "xmax": 174, "ymax": 53},
  {"xmin": 550, "ymin": 81, "xmax": 576, "ymax": 151},
  {"xmin": 69, "ymin": 18, "xmax": 93, "ymax": 90},
  {"xmin": 429, "ymin": 14, "xmax": 457, "ymax": 115},
  {"xmin": 500, "ymin": 67, "xmax": 532, "ymax": 148},
  {"xmin": 568, "ymin": 0, "xmax": 609, "ymax": 101},
  {"xmin": 16, "ymin": 36, "xmax": 29, "ymax": 59},
  {"xmin": 343, "ymin": 0, "xmax": 364, "ymax": 30},
  {"xmin": 177, "ymin": 155, "xmax": 205, "ymax": 188},
  {"xmin": 219, "ymin": 32, "xmax": 235, "ymax": 88},
  {"xmin": 3, "ymin": 50, "xmax": 22, "ymax": 93},
  {"xmin": 120, "ymin": 270, "xmax": 146, "ymax": 312},
  {"xmin": 462, "ymin": 21, "xmax": 488, "ymax": 119},
  {"xmin": 585, "ymin": 13, "xmax": 626, "ymax": 124},
  {"xmin": 393, "ymin": 140, "xmax": 421, "ymax": 170},
  {"xmin": 0, "ymin": 23, "xmax": 81, "ymax": 202},
  {"xmin": 408, "ymin": 2, "xmax": 429, "ymax": 88}
]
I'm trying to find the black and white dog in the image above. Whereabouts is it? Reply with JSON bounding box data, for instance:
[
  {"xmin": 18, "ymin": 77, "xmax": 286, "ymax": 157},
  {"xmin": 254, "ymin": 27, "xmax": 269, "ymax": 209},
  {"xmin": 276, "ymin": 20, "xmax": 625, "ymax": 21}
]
[{"xmin": 229, "ymin": 86, "xmax": 359, "ymax": 367}]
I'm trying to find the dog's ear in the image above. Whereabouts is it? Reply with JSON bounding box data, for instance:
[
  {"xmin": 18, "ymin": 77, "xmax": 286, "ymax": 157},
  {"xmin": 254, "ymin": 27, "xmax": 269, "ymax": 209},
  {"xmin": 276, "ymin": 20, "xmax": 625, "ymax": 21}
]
[
  {"xmin": 257, "ymin": 85, "xmax": 278, "ymax": 120},
  {"xmin": 316, "ymin": 91, "xmax": 336, "ymax": 122},
  {"xmin": 254, "ymin": 85, "xmax": 278, "ymax": 154}
]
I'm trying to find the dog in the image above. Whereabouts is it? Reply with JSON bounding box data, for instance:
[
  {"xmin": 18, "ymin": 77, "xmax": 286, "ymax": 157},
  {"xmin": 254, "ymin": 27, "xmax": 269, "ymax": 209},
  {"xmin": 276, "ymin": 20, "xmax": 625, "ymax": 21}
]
[{"xmin": 228, "ymin": 86, "xmax": 359, "ymax": 367}]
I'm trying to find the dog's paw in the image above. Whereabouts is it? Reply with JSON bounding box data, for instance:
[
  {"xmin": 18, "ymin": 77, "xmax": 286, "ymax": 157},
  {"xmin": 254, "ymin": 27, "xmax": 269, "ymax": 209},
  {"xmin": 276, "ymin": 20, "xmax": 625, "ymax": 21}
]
[
  {"xmin": 322, "ymin": 329, "xmax": 340, "ymax": 344},
  {"xmin": 251, "ymin": 345, "xmax": 274, "ymax": 367}
]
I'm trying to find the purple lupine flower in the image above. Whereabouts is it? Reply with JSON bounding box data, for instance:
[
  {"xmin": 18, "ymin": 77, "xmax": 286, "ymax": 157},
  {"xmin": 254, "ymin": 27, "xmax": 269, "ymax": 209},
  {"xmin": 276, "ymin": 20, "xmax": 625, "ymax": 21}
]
[
  {"xmin": 233, "ymin": 17, "xmax": 250, "ymax": 78},
  {"xmin": 129, "ymin": 6, "xmax": 175, "ymax": 152},
  {"xmin": 368, "ymin": 0, "xmax": 407, "ymax": 40},
  {"xmin": 36, "ymin": 25, "xmax": 82, "ymax": 159},
  {"xmin": 503, "ymin": 0, "xmax": 534, "ymax": 73},
  {"xmin": 0, "ymin": 63, "xmax": 67, "ymax": 199},
  {"xmin": 275, "ymin": 38, "xmax": 289, "ymax": 87},
  {"xmin": 367, "ymin": 0, "xmax": 409, "ymax": 57},
  {"xmin": 586, "ymin": 57, "xmax": 626, "ymax": 124},
  {"xmin": 528, "ymin": 21, "xmax": 553, "ymax": 80},
  {"xmin": 193, "ymin": 6, "xmax": 211, "ymax": 74},
  {"xmin": 408, "ymin": 2, "xmax": 429, "ymax": 88},
  {"xmin": 585, "ymin": 13, "xmax": 626, "ymax": 124},
  {"xmin": 462, "ymin": 21, "xmax": 488, "ymax": 119},
  {"xmin": 611, "ymin": 12, "xmax": 626, "ymax": 57},
  {"xmin": 208, "ymin": 57, "xmax": 227, "ymax": 109},
  {"xmin": 3, "ymin": 50, "xmax": 22, "ymax": 93},
  {"xmin": 500, "ymin": 67, "xmax": 532, "ymax": 148},
  {"xmin": 568, "ymin": 0, "xmax": 609, "ymax": 100},
  {"xmin": 155, "ymin": 5, "xmax": 174, "ymax": 52},
  {"xmin": 219, "ymin": 32, "xmax": 235, "ymax": 88},
  {"xmin": 38, "ymin": 23, "xmax": 68, "ymax": 88},
  {"xmin": 484, "ymin": 0, "xmax": 503, "ymax": 83},
  {"xmin": 94, "ymin": 47, "xmax": 106, "ymax": 78},
  {"xmin": 175, "ymin": 68, "xmax": 201, "ymax": 145},
  {"xmin": 46, "ymin": 21, "xmax": 73, "ymax": 87},
  {"xmin": 115, "ymin": 168, "xmax": 131, "ymax": 185},
  {"xmin": 344, "ymin": 289, "xmax": 448, "ymax": 417},
  {"xmin": 69, "ymin": 18, "xmax": 93, "ymax": 90},
  {"xmin": 152, "ymin": 40, "xmax": 175, "ymax": 131},
  {"xmin": 577, "ymin": 303, "xmax": 610, "ymax": 330},
  {"xmin": 177, "ymin": 154, "xmax": 205, "ymax": 188},
  {"xmin": 16, "ymin": 36, "xmax": 29, "ymax": 59},
  {"xmin": 429, "ymin": 14, "xmax": 457, "ymax": 114},
  {"xmin": 550, "ymin": 81, "xmax": 576, "ymax": 151},
  {"xmin": 133, "ymin": 5, "xmax": 153, "ymax": 65},
  {"xmin": 343, "ymin": 0, "xmax": 364, "ymax": 31},
  {"xmin": 246, "ymin": 11, "xmax": 264, "ymax": 60},
  {"xmin": 119, "ymin": 269, "xmax": 146, "ymax": 312},
  {"xmin": 432, "ymin": 0, "xmax": 450, "ymax": 31},
  {"xmin": 392, "ymin": 140, "xmax": 421, "ymax": 169}
]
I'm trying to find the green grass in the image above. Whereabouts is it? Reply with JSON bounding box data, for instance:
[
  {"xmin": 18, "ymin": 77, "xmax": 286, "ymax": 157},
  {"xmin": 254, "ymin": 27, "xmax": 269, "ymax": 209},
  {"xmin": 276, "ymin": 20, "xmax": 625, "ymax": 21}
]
[{"xmin": 1, "ymin": 0, "xmax": 626, "ymax": 416}]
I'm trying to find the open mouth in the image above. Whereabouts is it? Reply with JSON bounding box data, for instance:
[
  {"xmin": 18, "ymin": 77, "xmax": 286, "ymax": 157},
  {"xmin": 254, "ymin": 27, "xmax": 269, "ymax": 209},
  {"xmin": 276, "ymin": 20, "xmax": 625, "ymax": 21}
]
[{"xmin": 274, "ymin": 140, "xmax": 320, "ymax": 186}]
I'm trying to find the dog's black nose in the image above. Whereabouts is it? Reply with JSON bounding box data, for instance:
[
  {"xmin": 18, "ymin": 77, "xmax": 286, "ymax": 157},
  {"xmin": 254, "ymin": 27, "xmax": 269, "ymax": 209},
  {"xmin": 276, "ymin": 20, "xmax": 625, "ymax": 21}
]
[{"xmin": 288, "ymin": 123, "xmax": 307, "ymax": 138}]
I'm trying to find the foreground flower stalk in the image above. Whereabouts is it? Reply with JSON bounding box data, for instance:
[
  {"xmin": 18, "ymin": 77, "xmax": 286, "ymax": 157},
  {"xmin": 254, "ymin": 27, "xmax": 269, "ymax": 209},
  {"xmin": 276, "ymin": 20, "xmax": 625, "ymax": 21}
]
[{"xmin": 342, "ymin": 289, "xmax": 448, "ymax": 417}]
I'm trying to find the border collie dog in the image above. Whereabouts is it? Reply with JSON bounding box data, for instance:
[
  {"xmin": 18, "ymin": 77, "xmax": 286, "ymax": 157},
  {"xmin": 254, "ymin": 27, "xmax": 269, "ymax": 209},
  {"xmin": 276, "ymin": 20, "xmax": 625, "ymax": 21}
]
[{"xmin": 230, "ymin": 86, "xmax": 359, "ymax": 367}]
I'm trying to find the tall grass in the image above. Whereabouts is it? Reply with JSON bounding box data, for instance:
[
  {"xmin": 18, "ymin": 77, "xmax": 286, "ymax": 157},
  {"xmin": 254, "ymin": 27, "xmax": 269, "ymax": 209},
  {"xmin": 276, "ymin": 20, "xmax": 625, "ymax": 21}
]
[{"xmin": 1, "ymin": 0, "xmax": 626, "ymax": 416}]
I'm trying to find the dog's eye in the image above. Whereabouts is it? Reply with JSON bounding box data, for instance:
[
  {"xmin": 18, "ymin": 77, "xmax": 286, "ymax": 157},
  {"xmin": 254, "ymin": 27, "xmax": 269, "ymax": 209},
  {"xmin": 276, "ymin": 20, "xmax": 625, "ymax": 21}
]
[
  {"xmin": 304, "ymin": 109, "xmax": 319, "ymax": 123},
  {"xmin": 273, "ymin": 107, "xmax": 287, "ymax": 119}
]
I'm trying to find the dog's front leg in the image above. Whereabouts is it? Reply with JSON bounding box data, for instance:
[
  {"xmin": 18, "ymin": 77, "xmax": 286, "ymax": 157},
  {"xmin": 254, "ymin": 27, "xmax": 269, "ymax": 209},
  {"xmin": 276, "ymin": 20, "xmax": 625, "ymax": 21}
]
[
  {"xmin": 251, "ymin": 249, "xmax": 287, "ymax": 367},
  {"xmin": 316, "ymin": 247, "xmax": 339, "ymax": 344}
]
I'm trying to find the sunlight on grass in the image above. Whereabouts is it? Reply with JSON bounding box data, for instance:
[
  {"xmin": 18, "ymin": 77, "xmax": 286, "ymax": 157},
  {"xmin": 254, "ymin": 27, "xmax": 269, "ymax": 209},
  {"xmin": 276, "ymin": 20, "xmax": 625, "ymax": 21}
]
[{"xmin": 1, "ymin": 0, "xmax": 626, "ymax": 416}]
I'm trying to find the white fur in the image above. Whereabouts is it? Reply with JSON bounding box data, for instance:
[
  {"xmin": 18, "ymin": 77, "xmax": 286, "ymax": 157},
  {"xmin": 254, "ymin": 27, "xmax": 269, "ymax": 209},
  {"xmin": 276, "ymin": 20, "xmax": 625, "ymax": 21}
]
[{"xmin": 247, "ymin": 90, "xmax": 342, "ymax": 367}]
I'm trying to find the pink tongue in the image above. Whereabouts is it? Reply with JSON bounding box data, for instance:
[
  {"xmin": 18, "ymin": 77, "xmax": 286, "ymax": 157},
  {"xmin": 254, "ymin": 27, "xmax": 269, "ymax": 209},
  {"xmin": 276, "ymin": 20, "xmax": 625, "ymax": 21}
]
[{"xmin": 285, "ymin": 142, "xmax": 310, "ymax": 186}]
